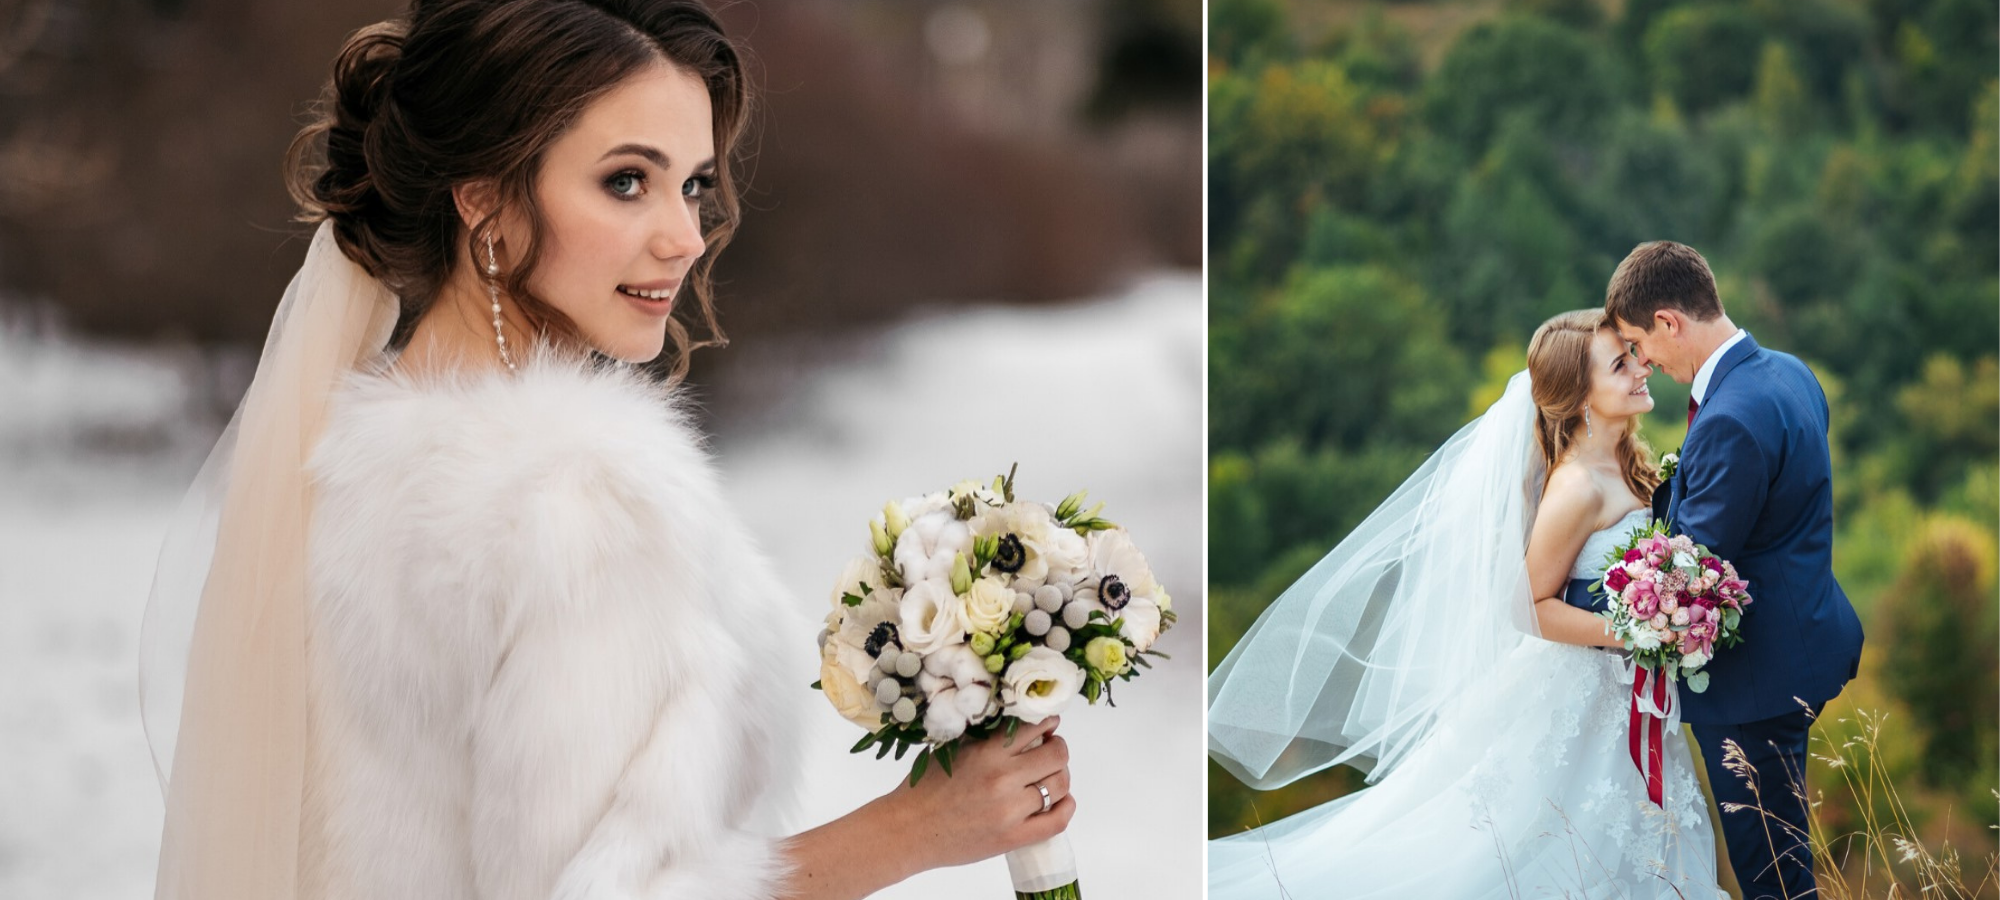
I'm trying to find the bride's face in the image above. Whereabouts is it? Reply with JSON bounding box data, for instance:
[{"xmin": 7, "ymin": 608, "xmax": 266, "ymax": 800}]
[
  {"xmin": 1585, "ymin": 328, "xmax": 1654, "ymax": 422},
  {"xmin": 508, "ymin": 62, "xmax": 716, "ymax": 362}
]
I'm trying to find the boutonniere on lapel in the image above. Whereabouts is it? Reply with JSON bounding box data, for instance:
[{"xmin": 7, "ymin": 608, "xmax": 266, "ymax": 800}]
[{"xmin": 1660, "ymin": 450, "xmax": 1679, "ymax": 481}]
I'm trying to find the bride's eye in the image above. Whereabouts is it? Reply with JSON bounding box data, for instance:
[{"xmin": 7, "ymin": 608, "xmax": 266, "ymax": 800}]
[
  {"xmin": 683, "ymin": 172, "xmax": 717, "ymax": 200},
  {"xmin": 606, "ymin": 170, "xmax": 646, "ymax": 200}
]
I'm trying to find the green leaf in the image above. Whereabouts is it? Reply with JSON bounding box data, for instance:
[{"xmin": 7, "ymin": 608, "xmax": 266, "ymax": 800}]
[
  {"xmin": 1686, "ymin": 671, "xmax": 1711, "ymax": 693},
  {"xmin": 909, "ymin": 747, "xmax": 931, "ymax": 786},
  {"xmin": 937, "ymin": 742, "xmax": 955, "ymax": 777},
  {"xmin": 875, "ymin": 739, "xmax": 894, "ymax": 759},
  {"xmin": 1004, "ymin": 717, "xmax": 1021, "ymax": 746},
  {"xmin": 810, "ymin": 679, "xmax": 823, "ymax": 690},
  {"xmin": 841, "ymin": 592, "xmax": 865, "ymax": 607},
  {"xmin": 894, "ymin": 740, "xmax": 911, "ymax": 761},
  {"xmin": 850, "ymin": 730, "xmax": 878, "ymax": 754}
]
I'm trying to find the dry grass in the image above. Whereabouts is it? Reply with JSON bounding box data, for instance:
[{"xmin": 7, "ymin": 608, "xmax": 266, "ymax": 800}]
[{"xmin": 1723, "ymin": 705, "xmax": 1998, "ymax": 900}]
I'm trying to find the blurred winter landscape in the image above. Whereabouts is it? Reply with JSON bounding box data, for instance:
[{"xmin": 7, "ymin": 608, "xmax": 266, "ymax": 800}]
[{"xmin": 0, "ymin": 273, "xmax": 1203, "ymax": 899}]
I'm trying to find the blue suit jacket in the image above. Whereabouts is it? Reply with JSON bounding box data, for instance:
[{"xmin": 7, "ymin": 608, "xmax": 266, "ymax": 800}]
[{"xmin": 1565, "ymin": 334, "xmax": 1863, "ymax": 725}]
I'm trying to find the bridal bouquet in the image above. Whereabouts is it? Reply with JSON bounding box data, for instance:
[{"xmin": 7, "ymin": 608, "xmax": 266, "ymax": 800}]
[
  {"xmin": 815, "ymin": 466, "xmax": 1173, "ymax": 900},
  {"xmin": 1592, "ymin": 522, "xmax": 1752, "ymax": 692},
  {"xmin": 1592, "ymin": 521, "xmax": 1753, "ymax": 805}
]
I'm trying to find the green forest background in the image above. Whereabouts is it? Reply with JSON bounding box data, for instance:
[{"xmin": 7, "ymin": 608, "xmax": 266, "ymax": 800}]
[{"xmin": 1205, "ymin": 0, "xmax": 2000, "ymax": 879}]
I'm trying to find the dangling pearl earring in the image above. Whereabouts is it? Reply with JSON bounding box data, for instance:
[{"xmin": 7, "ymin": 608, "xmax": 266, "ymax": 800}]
[
  {"xmin": 1584, "ymin": 407, "xmax": 1594, "ymax": 438},
  {"xmin": 484, "ymin": 236, "xmax": 517, "ymax": 372}
]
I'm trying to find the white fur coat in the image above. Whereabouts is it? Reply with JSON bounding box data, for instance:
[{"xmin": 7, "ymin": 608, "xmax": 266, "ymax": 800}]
[{"xmin": 298, "ymin": 353, "xmax": 805, "ymax": 900}]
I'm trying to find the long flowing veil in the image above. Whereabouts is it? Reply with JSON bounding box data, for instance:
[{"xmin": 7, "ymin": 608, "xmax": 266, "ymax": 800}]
[
  {"xmin": 1208, "ymin": 371, "xmax": 1545, "ymax": 790},
  {"xmin": 138, "ymin": 221, "xmax": 399, "ymax": 899}
]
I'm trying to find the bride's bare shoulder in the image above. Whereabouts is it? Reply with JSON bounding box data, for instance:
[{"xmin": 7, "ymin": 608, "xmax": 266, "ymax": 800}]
[{"xmin": 1536, "ymin": 462, "xmax": 1604, "ymax": 533}]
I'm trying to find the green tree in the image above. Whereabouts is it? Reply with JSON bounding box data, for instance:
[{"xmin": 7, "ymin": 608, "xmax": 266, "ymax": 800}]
[
  {"xmin": 1876, "ymin": 516, "xmax": 2000, "ymax": 788},
  {"xmin": 1644, "ymin": 4, "xmax": 1767, "ymax": 117},
  {"xmin": 1208, "ymin": 0, "xmax": 1288, "ymax": 68},
  {"xmin": 1209, "ymin": 264, "xmax": 1471, "ymax": 455},
  {"xmin": 1753, "ymin": 40, "xmax": 1814, "ymax": 139},
  {"xmin": 1424, "ymin": 15, "xmax": 1620, "ymax": 156}
]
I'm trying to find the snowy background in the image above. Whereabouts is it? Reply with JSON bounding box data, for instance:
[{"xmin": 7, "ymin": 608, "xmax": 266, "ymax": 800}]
[{"xmin": 0, "ymin": 274, "xmax": 1204, "ymax": 898}]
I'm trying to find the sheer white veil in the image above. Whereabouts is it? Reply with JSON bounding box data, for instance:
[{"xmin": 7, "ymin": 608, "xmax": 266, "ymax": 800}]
[
  {"xmin": 138, "ymin": 221, "xmax": 399, "ymax": 899},
  {"xmin": 1208, "ymin": 370, "xmax": 1546, "ymax": 790}
]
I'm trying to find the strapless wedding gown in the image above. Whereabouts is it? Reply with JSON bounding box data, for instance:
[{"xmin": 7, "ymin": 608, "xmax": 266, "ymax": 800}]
[{"xmin": 1210, "ymin": 507, "xmax": 1722, "ymax": 899}]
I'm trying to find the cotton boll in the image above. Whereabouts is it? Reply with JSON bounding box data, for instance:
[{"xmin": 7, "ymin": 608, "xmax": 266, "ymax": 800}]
[{"xmin": 924, "ymin": 689, "xmax": 969, "ymax": 741}]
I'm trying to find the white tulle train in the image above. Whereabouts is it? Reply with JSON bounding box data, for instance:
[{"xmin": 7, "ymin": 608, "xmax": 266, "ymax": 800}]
[{"xmin": 1210, "ymin": 637, "xmax": 1722, "ymax": 899}]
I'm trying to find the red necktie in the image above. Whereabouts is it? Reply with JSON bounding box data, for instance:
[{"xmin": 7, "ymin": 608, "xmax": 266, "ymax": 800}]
[{"xmin": 1687, "ymin": 397, "xmax": 1699, "ymax": 427}]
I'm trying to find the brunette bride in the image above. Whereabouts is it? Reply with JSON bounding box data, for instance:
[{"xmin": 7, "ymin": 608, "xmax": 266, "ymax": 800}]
[{"xmin": 137, "ymin": 2, "xmax": 1074, "ymax": 898}]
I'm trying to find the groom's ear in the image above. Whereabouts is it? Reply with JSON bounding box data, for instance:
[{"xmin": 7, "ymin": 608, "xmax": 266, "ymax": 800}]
[{"xmin": 1654, "ymin": 309, "xmax": 1683, "ymax": 337}]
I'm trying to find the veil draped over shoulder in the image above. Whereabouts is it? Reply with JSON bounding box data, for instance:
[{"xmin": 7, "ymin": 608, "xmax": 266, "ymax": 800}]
[
  {"xmin": 1207, "ymin": 371, "xmax": 1547, "ymax": 790},
  {"xmin": 139, "ymin": 221, "xmax": 398, "ymax": 899}
]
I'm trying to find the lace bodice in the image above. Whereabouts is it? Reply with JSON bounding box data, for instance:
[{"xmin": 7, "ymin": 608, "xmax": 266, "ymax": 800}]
[{"xmin": 1570, "ymin": 507, "xmax": 1653, "ymax": 580}]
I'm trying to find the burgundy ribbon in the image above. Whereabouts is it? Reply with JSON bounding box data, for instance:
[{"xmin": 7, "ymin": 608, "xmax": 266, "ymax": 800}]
[{"xmin": 1628, "ymin": 664, "xmax": 1670, "ymax": 807}]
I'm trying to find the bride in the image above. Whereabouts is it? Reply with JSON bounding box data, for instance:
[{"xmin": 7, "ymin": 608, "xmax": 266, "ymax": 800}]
[
  {"xmin": 1208, "ymin": 309, "xmax": 1723, "ymax": 898},
  {"xmin": 138, "ymin": 3, "xmax": 1074, "ymax": 898}
]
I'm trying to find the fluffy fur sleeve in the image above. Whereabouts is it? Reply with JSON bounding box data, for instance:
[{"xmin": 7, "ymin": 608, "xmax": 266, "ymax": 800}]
[{"xmin": 309, "ymin": 353, "xmax": 806, "ymax": 900}]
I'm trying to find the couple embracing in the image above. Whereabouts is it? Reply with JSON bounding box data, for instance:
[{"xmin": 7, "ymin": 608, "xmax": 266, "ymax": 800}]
[{"xmin": 1208, "ymin": 241, "xmax": 1865, "ymax": 899}]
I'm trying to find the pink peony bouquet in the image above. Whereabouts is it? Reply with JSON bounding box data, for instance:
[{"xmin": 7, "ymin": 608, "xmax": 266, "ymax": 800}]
[{"xmin": 1591, "ymin": 521, "xmax": 1752, "ymax": 694}]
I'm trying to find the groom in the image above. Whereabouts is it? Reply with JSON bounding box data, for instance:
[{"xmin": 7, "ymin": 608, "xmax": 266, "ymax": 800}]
[{"xmin": 1601, "ymin": 241, "xmax": 1865, "ymax": 899}]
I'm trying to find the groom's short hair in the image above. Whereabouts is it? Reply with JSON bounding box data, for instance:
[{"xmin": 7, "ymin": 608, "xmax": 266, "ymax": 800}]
[{"xmin": 1605, "ymin": 241, "xmax": 1724, "ymax": 330}]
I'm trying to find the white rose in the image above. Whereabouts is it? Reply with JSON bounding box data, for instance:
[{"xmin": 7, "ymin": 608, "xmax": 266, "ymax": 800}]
[
  {"xmin": 1119, "ymin": 598, "xmax": 1163, "ymax": 653},
  {"xmin": 1630, "ymin": 630, "xmax": 1663, "ymax": 652},
  {"xmin": 1680, "ymin": 650, "xmax": 1710, "ymax": 671},
  {"xmin": 1672, "ymin": 551, "xmax": 1697, "ymax": 571},
  {"xmin": 895, "ymin": 511, "xmax": 973, "ymax": 584},
  {"xmin": 899, "ymin": 579, "xmax": 967, "ymax": 654},
  {"xmin": 963, "ymin": 576, "xmax": 1016, "ymax": 636},
  {"xmin": 1000, "ymin": 647, "xmax": 1083, "ymax": 724},
  {"xmin": 820, "ymin": 642, "xmax": 886, "ymax": 729}
]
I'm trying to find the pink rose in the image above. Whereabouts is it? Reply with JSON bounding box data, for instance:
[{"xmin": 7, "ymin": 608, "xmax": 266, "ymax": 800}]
[
  {"xmin": 1671, "ymin": 607, "xmax": 1691, "ymax": 626},
  {"xmin": 1660, "ymin": 594, "xmax": 1680, "ymax": 615},
  {"xmin": 1650, "ymin": 613, "xmax": 1670, "ymax": 631}
]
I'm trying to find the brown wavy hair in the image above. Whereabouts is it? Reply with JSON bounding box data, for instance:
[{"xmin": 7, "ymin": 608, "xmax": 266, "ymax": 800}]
[
  {"xmin": 1526, "ymin": 309, "xmax": 1661, "ymax": 502},
  {"xmin": 285, "ymin": 0, "xmax": 750, "ymax": 380}
]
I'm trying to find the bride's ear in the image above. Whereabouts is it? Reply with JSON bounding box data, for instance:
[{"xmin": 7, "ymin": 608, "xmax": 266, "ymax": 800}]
[{"xmin": 450, "ymin": 180, "xmax": 508, "ymax": 251}]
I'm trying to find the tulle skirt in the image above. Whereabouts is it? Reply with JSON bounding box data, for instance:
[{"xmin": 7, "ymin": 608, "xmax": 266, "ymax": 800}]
[{"xmin": 1210, "ymin": 640, "xmax": 1723, "ymax": 899}]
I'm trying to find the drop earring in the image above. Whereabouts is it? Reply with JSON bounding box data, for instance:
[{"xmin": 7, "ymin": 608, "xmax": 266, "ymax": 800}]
[
  {"xmin": 484, "ymin": 235, "xmax": 517, "ymax": 372},
  {"xmin": 1585, "ymin": 407, "xmax": 1593, "ymax": 438}
]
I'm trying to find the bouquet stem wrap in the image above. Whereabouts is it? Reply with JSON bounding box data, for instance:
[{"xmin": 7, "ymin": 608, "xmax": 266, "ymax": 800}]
[
  {"xmin": 1006, "ymin": 833, "xmax": 1078, "ymax": 898},
  {"xmin": 1624, "ymin": 660, "xmax": 1680, "ymax": 808},
  {"xmin": 1006, "ymin": 731, "xmax": 1079, "ymax": 898}
]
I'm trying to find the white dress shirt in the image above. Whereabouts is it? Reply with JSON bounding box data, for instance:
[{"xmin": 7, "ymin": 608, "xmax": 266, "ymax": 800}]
[{"xmin": 1690, "ymin": 328, "xmax": 1748, "ymax": 405}]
